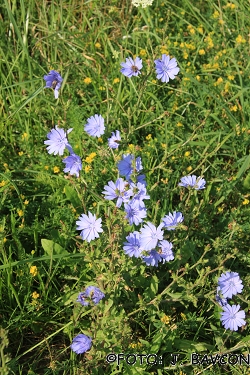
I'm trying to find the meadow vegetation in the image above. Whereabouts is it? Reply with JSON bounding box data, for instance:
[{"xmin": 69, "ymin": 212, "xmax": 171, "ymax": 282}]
[{"xmin": 0, "ymin": 0, "xmax": 249, "ymax": 374}]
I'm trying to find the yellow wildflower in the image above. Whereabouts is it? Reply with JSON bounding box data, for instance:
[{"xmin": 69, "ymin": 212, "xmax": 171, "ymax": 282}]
[
  {"xmin": 213, "ymin": 10, "xmax": 220, "ymax": 18},
  {"xmin": 18, "ymin": 151, "xmax": 24, "ymax": 156},
  {"xmin": 199, "ymin": 49, "xmax": 205, "ymax": 55},
  {"xmin": 113, "ymin": 78, "xmax": 120, "ymax": 84},
  {"xmin": 32, "ymin": 291, "xmax": 40, "ymax": 299},
  {"xmin": 183, "ymin": 52, "xmax": 188, "ymax": 59},
  {"xmin": 161, "ymin": 315, "xmax": 171, "ymax": 324},
  {"xmin": 22, "ymin": 132, "xmax": 28, "ymax": 140},
  {"xmin": 30, "ymin": 265, "xmax": 38, "ymax": 277},
  {"xmin": 236, "ymin": 35, "xmax": 246, "ymax": 44},
  {"xmin": 24, "ymin": 200, "xmax": 29, "ymax": 205},
  {"xmin": 181, "ymin": 312, "xmax": 187, "ymax": 320},
  {"xmin": 186, "ymin": 166, "xmax": 192, "ymax": 172},
  {"xmin": 17, "ymin": 209, "xmax": 24, "ymax": 217},
  {"xmin": 228, "ymin": 75, "xmax": 234, "ymax": 80},
  {"xmin": 230, "ymin": 105, "xmax": 238, "ymax": 112},
  {"xmin": 176, "ymin": 122, "xmax": 183, "ymax": 127},
  {"xmin": 146, "ymin": 134, "xmax": 152, "ymax": 140},
  {"xmin": 196, "ymin": 75, "xmax": 201, "ymax": 81},
  {"xmin": 85, "ymin": 165, "xmax": 91, "ymax": 173},
  {"xmin": 84, "ymin": 77, "xmax": 92, "ymax": 84},
  {"xmin": 139, "ymin": 49, "xmax": 147, "ymax": 57},
  {"xmin": 197, "ymin": 26, "xmax": 203, "ymax": 34},
  {"xmin": 44, "ymin": 165, "xmax": 49, "ymax": 170},
  {"xmin": 95, "ymin": 42, "xmax": 101, "ymax": 48},
  {"xmin": 242, "ymin": 199, "xmax": 249, "ymax": 205},
  {"xmin": 184, "ymin": 151, "xmax": 191, "ymax": 157},
  {"xmin": 53, "ymin": 166, "xmax": 60, "ymax": 173},
  {"xmin": 0, "ymin": 180, "xmax": 7, "ymax": 187}
]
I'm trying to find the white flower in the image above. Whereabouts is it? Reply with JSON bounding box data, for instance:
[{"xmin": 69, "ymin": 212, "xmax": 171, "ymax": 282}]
[{"xmin": 132, "ymin": 0, "xmax": 154, "ymax": 8}]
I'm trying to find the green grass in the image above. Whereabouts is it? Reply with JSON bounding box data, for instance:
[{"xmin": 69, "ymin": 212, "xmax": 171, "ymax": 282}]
[{"xmin": 0, "ymin": 0, "xmax": 250, "ymax": 374}]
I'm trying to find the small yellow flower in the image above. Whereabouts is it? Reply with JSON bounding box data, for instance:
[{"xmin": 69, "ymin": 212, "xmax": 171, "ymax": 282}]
[
  {"xmin": 113, "ymin": 78, "xmax": 120, "ymax": 84},
  {"xmin": 242, "ymin": 199, "xmax": 249, "ymax": 205},
  {"xmin": 99, "ymin": 86, "xmax": 105, "ymax": 91},
  {"xmin": 186, "ymin": 166, "xmax": 192, "ymax": 172},
  {"xmin": 93, "ymin": 202, "xmax": 97, "ymax": 207},
  {"xmin": 30, "ymin": 265, "xmax": 38, "ymax": 277},
  {"xmin": 3, "ymin": 163, "xmax": 8, "ymax": 168},
  {"xmin": 217, "ymin": 77, "xmax": 223, "ymax": 84},
  {"xmin": 22, "ymin": 132, "xmax": 28, "ymax": 140},
  {"xmin": 212, "ymin": 62, "xmax": 219, "ymax": 69},
  {"xmin": 161, "ymin": 315, "xmax": 171, "ymax": 324},
  {"xmin": 53, "ymin": 166, "xmax": 60, "ymax": 173},
  {"xmin": 197, "ymin": 26, "xmax": 203, "ymax": 34},
  {"xmin": 184, "ymin": 151, "xmax": 191, "ymax": 157},
  {"xmin": 161, "ymin": 143, "xmax": 166, "ymax": 148},
  {"xmin": 98, "ymin": 137, "xmax": 103, "ymax": 143},
  {"xmin": 199, "ymin": 49, "xmax": 205, "ymax": 55},
  {"xmin": 84, "ymin": 77, "xmax": 92, "ymax": 84},
  {"xmin": 183, "ymin": 52, "xmax": 188, "ymax": 59},
  {"xmin": 31, "ymin": 250, "xmax": 35, "ymax": 255},
  {"xmin": 17, "ymin": 209, "xmax": 24, "ymax": 217},
  {"xmin": 196, "ymin": 75, "xmax": 201, "ymax": 81},
  {"xmin": 176, "ymin": 122, "xmax": 183, "ymax": 127},
  {"xmin": 171, "ymin": 156, "xmax": 176, "ymax": 160},
  {"xmin": 181, "ymin": 312, "xmax": 187, "ymax": 320},
  {"xmin": 0, "ymin": 180, "xmax": 7, "ymax": 187},
  {"xmin": 18, "ymin": 151, "xmax": 24, "ymax": 156},
  {"xmin": 139, "ymin": 49, "xmax": 147, "ymax": 57},
  {"xmin": 3, "ymin": 238, "xmax": 7, "ymax": 243},
  {"xmin": 85, "ymin": 165, "xmax": 91, "ymax": 173},
  {"xmin": 218, "ymin": 206, "xmax": 224, "ymax": 212},
  {"xmin": 236, "ymin": 35, "xmax": 246, "ymax": 44},
  {"xmin": 228, "ymin": 75, "xmax": 234, "ymax": 80},
  {"xmin": 180, "ymin": 42, "xmax": 184, "ymax": 48},
  {"xmin": 95, "ymin": 42, "xmax": 101, "ymax": 48},
  {"xmin": 146, "ymin": 134, "xmax": 152, "ymax": 140},
  {"xmin": 230, "ymin": 105, "xmax": 238, "ymax": 112},
  {"xmin": 24, "ymin": 200, "xmax": 29, "ymax": 205},
  {"xmin": 44, "ymin": 165, "xmax": 49, "ymax": 170},
  {"xmin": 151, "ymin": 79, "xmax": 157, "ymax": 84},
  {"xmin": 212, "ymin": 10, "xmax": 220, "ymax": 18},
  {"xmin": 189, "ymin": 28, "xmax": 195, "ymax": 35},
  {"xmin": 219, "ymin": 19, "xmax": 225, "ymax": 25},
  {"xmin": 32, "ymin": 291, "xmax": 40, "ymax": 299}
]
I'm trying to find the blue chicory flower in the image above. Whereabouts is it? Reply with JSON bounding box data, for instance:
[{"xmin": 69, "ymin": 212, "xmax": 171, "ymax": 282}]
[
  {"xmin": 158, "ymin": 240, "xmax": 174, "ymax": 263},
  {"xmin": 44, "ymin": 125, "xmax": 73, "ymax": 156},
  {"xmin": 63, "ymin": 153, "xmax": 82, "ymax": 178},
  {"xmin": 84, "ymin": 114, "xmax": 105, "ymax": 137},
  {"xmin": 217, "ymin": 271, "xmax": 243, "ymax": 299},
  {"xmin": 129, "ymin": 181, "xmax": 150, "ymax": 208},
  {"xmin": 102, "ymin": 178, "xmax": 133, "ymax": 208},
  {"xmin": 179, "ymin": 175, "xmax": 206, "ymax": 190},
  {"xmin": 108, "ymin": 130, "xmax": 121, "ymax": 149},
  {"xmin": 70, "ymin": 334, "xmax": 92, "ymax": 354},
  {"xmin": 162, "ymin": 211, "xmax": 184, "ymax": 230},
  {"xmin": 43, "ymin": 70, "xmax": 63, "ymax": 99},
  {"xmin": 154, "ymin": 54, "xmax": 179, "ymax": 83},
  {"xmin": 124, "ymin": 200, "xmax": 147, "ymax": 225},
  {"xmin": 123, "ymin": 231, "xmax": 143, "ymax": 258},
  {"xmin": 76, "ymin": 212, "xmax": 103, "ymax": 242},
  {"xmin": 220, "ymin": 304, "xmax": 246, "ymax": 331},
  {"xmin": 77, "ymin": 286, "xmax": 105, "ymax": 306},
  {"xmin": 140, "ymin": 222, "xmax": 164, "ymax": 251},
  {"xmin": 142, "ymin": 250, "xmax": 162, "ymax": 267},
  {"xmin": 117, "ymin": 154, "xmax": 143, "ymax": 180},
  {"xmin": 120, "ymin": 56, "xmax": 143, "ymax": 77}
]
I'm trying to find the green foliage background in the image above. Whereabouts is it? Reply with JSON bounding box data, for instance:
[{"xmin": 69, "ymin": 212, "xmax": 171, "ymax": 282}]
[{"xmin": 0, "ymin": 0, "xmax": 249, "ymax": 374}]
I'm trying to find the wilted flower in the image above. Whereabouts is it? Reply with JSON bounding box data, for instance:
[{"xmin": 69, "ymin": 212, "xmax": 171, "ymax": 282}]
[
  {"xmin": 154, "ymin": 54, "xmax": 179, "ymax": 83},
  {"xmin": 43, "ymin": 70, "xmax": 63, "ymax": 99},
  {"xmin": 132, "ymin": 0, "xmax": 154, "ymax": 8},
  {"xmin": 120, "ymin": 57, "xmax": 143, "ymax": 77},
  {"xmin": 70, "ymin": 334, "xmax": 92, "ymax": 354}
]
